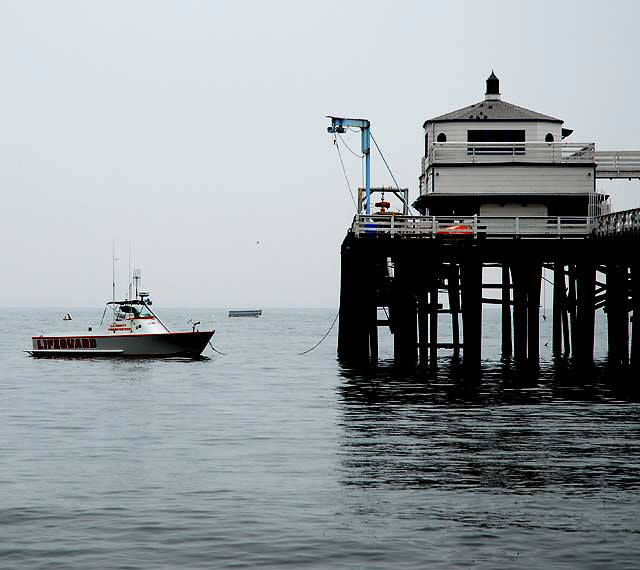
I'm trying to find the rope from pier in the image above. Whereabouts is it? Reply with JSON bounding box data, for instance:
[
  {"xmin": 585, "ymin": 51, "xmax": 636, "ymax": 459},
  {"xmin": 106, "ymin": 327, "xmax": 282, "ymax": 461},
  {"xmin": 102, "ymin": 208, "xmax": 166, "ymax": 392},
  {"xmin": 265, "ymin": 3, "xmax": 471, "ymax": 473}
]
[{"xmin": 298, "ymin": 311, "xmax": 339, "ymax": 355}]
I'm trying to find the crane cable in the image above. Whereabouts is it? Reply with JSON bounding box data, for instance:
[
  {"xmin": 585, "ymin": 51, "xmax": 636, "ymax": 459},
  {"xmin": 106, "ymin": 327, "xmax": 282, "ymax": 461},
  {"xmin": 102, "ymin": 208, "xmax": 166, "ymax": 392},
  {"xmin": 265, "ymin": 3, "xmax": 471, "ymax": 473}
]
[
  {"xmin": 333, "ymin": 134, "xmax": 358, "ymax": 211},
  {"xmin": 370, "ymin": 131, "xmax": 419, "ymax": 215}
]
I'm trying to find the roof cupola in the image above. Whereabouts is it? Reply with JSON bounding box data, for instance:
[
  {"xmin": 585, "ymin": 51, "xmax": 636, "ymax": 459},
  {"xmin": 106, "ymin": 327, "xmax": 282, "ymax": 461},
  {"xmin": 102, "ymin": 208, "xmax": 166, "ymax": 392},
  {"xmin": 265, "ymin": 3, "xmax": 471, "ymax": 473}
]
[{"xmin": 485, "ymin": 70, "xmax": 500, "ymax": 101}]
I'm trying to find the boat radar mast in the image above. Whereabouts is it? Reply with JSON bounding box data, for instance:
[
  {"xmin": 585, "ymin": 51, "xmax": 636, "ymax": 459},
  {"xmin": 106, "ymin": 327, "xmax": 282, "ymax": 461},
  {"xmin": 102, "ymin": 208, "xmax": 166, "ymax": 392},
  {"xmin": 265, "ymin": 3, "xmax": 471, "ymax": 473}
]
[{"xmin": 133, "ymin": 268, "xmax": 142, "ymax": 298}]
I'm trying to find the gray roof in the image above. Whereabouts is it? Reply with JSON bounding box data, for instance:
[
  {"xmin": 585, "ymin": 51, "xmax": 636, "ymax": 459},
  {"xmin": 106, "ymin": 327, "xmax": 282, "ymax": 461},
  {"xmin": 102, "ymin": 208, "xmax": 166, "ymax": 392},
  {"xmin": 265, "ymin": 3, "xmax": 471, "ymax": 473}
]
[{"xmin": 424, "ymin": 98, "xmax": 562, "ymax": 126}]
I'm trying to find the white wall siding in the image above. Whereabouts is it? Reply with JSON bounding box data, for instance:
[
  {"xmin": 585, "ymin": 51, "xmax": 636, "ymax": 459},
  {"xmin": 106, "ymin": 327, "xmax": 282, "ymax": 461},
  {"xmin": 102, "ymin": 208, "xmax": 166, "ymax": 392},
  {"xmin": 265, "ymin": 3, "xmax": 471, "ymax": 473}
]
[
  {"xmin": 432, "ymin": 121, "xmax": 562, "ymax": 144},
  {"xmin": 430, "ymin": 165, "xmax": 593, "ymax": 195},
  {"xmin": 480, "ymin": 203, "xmax": 548, "ymax": 216}
]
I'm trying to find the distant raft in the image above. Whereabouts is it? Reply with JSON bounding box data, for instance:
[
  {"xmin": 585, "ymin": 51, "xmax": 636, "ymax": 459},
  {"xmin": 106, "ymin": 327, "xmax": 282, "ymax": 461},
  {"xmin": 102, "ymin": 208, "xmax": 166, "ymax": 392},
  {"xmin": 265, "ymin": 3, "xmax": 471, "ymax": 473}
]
[{"xmin": 228, "ymin": 310, "xmax": 262, "ymax": 318}]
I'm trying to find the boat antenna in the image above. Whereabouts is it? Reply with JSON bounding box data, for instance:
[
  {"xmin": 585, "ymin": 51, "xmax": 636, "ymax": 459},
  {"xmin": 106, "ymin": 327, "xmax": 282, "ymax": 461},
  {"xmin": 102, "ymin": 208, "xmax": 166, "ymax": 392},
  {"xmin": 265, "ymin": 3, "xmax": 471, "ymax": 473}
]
[
  {"xmin": 133, "ymin": 268, "xmax": 141, "ymax": 298},
  {"xmin": 128, "ymin": 243, "xmax": 132, "ymax": 301},
  {"xmin": 112, "ymin": 240, "xmax": 116, "ymax": 302}
]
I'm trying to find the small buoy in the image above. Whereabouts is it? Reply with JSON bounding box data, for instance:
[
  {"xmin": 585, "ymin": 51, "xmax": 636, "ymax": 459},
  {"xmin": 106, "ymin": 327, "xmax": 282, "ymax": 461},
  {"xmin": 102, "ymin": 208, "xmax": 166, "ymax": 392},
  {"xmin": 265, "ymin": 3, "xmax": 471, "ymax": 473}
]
[{"xmin": 63, "ymin": 313, "xmax": 72, "ymax": 321}]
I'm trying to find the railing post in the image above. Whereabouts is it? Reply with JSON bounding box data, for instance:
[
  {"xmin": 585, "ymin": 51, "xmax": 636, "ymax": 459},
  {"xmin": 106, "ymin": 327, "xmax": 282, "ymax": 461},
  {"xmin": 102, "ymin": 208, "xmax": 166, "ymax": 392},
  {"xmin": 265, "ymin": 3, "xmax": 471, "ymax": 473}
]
[
  {"xmin": 515, "ymin": 217, "xmax": 520, "ymax": 237},
  {"xmin": 390, "ymin": 214, "xmax": 395, "ymax": 237},
  {"xmin": 557, "ymin": 216, "xmax": 561, "ymax": 237},
  {"xmin": 432, "ymin": 216, "xmax": 437, "ymax": 238},
  {"xmin": 473, "ymin": 214, "xmax": 478, "ymax": 238}
]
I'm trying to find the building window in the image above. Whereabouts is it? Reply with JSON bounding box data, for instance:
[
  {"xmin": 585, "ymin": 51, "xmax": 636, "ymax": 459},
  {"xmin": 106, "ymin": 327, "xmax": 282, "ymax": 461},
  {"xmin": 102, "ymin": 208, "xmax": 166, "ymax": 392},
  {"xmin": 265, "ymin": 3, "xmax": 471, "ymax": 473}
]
[
  {"xmin": 545, "ymin": 133, "xmax": 554, "ymax": 142},
  {"xmin": 424, "ymin": 132, "xmax": 429, "ymax": 157},
  {"xmin": 437, "ymin": 133, "xmax": 447, "ymax": 143},
  {"xmin": 467, "ymin": 129, "xmax": 525, "ymax": 155}
]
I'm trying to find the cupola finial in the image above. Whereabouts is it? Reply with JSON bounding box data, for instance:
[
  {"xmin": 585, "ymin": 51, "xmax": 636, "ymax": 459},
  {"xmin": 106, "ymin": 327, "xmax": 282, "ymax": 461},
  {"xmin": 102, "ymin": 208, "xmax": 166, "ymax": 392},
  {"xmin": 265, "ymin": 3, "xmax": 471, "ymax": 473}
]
[{"xmin": 485, "ymin": 70, "xmax": 500, "ymax": 101}]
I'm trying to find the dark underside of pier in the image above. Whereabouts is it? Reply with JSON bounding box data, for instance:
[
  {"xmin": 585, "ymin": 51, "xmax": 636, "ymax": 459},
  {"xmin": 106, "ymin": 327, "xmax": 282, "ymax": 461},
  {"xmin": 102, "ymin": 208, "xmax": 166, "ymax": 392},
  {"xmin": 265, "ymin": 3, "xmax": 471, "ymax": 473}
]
[{"xmin": 338, "ymin": 233, "xmax": 640, "ymax": 368}]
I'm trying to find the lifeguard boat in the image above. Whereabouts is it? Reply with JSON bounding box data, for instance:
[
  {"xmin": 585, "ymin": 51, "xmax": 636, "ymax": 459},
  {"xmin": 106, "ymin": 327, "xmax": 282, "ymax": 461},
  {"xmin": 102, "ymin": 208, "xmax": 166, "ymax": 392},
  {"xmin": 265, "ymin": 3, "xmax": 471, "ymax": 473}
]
[{"xmin": 28, "ymin": 290, "xmax": 214, "ymax": 358}]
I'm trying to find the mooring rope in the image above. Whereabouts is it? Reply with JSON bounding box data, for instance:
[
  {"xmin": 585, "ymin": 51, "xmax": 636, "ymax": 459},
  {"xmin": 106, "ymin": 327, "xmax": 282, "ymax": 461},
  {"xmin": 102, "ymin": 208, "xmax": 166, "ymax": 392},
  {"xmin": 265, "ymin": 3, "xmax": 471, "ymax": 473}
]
[
  {"xmin": 298, "ymin": 311, "xmax": 339, "ymax": 355},
  {"xmin": 208, "ymin": 340, "xmax": 227, "ymax": 355}
]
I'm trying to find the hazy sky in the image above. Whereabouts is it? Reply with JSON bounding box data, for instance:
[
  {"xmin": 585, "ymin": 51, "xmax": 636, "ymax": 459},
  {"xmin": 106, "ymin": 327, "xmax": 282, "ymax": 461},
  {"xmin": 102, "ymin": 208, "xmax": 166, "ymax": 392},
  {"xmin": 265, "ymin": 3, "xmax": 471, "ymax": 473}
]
[{"xmin": 1, "ymin": 0, "xmax": 639, "ymax": 307}]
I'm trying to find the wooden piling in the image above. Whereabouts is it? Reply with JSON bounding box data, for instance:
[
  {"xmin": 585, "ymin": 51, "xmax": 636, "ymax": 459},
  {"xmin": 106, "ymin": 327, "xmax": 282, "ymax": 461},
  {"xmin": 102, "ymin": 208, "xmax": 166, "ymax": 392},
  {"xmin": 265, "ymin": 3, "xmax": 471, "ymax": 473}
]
[
  {"xmin": 392, "ymin": 255, "xmax": 417, "ymax": 365},
  {"xmin": 606, "ymin": 263, "xmax": 629, "ymax": 366},
  {"xmin": 417, "ymin": 293, "xmax": 429, "ymax": 364},
  {"xmin": 501, "ymin": 263, "xmax": 512, "ymax": 358},
  {"xmin": 511, "ymin": 264, "xmax": 528, "ymax": 361},
  {"xmin": 461, "ymin": 260, "xmax": 482, "ymax": 365},
  {"xmin": 632, "ymin": 264, "xmax": 640, "ymax": 368},
  {"xmin": 552, "ymin": 262, "xmax": 564, "ymax": 357},
  {"xmin": 429, "ymin": 283, "xmax": 439, "ymax": 364},
  {"xmin": 449, "ymin": 264, "xmax": 461, "ymax": 356},
  {"xmin": 337, "ymin": 236, "xmax": 371, "ymax": 364},
  {"xmin": 568, "ymin": 266, "xmax": 578, "ymax": 358},
  {"xmin": 527, "ymin": 263, "xmax": 542, "ymax": 364},
  {"xmin": 575, "ymin": 263, "xmax": 596, "ymax": 365}
]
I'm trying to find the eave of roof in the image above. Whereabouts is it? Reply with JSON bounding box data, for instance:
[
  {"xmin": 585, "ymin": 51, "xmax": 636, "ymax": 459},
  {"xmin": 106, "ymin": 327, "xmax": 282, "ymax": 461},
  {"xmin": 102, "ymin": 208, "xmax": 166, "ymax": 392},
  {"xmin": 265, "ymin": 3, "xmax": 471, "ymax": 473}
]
[{"xmin": 423, "ymin": 98, "xmax": 563, "ymax": 127}]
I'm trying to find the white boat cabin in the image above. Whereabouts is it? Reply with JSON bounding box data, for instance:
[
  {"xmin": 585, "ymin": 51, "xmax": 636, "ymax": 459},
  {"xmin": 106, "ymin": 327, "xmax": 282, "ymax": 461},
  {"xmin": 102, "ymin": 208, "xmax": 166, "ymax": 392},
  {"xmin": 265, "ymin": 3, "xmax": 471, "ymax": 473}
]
[{"xmin": 414, "ymin": 72, "xmax": 605, "ymax": 218}]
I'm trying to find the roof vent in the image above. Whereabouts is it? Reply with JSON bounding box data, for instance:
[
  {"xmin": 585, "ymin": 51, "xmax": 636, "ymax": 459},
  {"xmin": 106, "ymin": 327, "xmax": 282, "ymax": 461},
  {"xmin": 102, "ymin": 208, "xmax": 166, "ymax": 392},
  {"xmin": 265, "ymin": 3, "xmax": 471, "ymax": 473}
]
[{"xmin": 485, "ymin": 71, "xmax": 500, "ymax": 101}]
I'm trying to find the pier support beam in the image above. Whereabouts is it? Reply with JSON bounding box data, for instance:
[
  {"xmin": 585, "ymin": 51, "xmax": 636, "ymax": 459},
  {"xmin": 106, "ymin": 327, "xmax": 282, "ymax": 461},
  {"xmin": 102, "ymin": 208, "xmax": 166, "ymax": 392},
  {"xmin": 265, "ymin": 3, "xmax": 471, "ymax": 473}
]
[
  {"xmin": 575, "ymin": 263, "xmax": 596, "ymax": 366},
  {"xmin": 606, "ymin": 263, "xmax": 629, "ymax": 366},
  {"xmin": 511, "ymin": 264, "xmax": 528, "ymax": 362},
  {"xmin": 338, "ymin": 236, "xmax": 374, "ymax": 364},
  {"xmin": 449, "ymin": 264, "xmax": 461, "ymax": 357},
  {"xmin": 552, "ymin": 262, "xmax": 564, "ymax": 357},
  {"xmin": 461, "ymin": 260, "xmax": 482, "ymax": 366},
  {"xmin": 429, "ymin": 281, "xmax": 439, "ymax": 364},
  {"xmin": 391, "ymin": 255, "xmax": 417, "ymax": 365},
  {"xmin": 417, "ymin": 293, "xmax": 429, "ymax": 364},
  {"xmin": 527, "ymin": 263, "xmax": 542, "ymax": 365},
  {"xmin": 632, "ymin": 264, "xmax": 640, "ymax": 368},
  {"xmin": 501, "ymin": 263, "xmax": 512, "ymax": 358},
  {"xmin": 568, "ymin": 266, "xmax": 578, "ymax": 358}
]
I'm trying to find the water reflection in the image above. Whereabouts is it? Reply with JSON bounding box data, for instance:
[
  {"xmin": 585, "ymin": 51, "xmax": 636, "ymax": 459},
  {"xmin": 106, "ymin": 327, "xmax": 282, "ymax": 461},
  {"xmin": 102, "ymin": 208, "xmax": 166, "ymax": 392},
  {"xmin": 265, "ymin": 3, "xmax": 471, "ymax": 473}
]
[{"xmin": 336, "ymin": 358, "xmax": 640, "ymax": 493}]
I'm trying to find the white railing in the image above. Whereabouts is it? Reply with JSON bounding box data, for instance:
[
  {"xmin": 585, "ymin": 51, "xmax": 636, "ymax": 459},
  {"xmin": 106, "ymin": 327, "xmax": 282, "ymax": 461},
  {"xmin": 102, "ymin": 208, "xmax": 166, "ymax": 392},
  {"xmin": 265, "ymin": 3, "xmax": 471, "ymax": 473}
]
[
  {"xmin": 594, "ymin": 209, "xmax": 640, "ymax": 237},
  {"xmin": 594, "ymin": 151, "xmax": 640, "ymax": 178},
  {"xmin": 351, "ymin": 215, "xmax": 591, "ymax": 239},
  {"xmin": 422, "ymin": 142, "xmax": 595, "ymax": 171}
]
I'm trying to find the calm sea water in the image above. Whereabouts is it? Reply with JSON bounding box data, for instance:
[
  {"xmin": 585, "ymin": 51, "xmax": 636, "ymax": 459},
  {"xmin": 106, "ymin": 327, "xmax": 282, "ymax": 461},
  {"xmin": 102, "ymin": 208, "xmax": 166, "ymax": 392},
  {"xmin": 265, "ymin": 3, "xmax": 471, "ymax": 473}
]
[{"xmin": 1, "ymin": 307, "xmax": 640, "ymax": 569}]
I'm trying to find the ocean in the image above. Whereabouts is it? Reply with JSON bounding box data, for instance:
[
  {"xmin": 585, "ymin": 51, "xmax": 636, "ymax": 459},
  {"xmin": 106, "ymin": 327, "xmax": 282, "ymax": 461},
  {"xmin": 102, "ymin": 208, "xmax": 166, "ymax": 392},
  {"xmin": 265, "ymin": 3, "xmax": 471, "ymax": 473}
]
[{"xmin": 1, "ymin": 307, "xmax": 639, "ymax": 569}]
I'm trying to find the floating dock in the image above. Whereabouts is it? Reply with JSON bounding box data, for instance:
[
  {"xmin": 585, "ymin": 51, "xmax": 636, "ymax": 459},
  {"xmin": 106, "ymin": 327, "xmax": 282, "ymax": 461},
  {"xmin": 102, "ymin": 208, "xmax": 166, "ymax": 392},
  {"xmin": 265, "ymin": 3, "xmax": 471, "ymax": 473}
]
[{"xmin": 229, "ymin": 310, "xmax": 262, "ymax": 318}]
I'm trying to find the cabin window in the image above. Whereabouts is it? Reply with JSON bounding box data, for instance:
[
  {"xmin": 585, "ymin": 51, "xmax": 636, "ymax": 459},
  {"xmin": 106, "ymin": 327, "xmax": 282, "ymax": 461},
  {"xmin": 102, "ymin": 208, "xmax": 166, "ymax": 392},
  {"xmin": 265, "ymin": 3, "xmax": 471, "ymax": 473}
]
[
  {"xmin": 437, "ymin": 133, "xmax": 447, "ymax": 143},
  {"xmin": 467, "ymin": 129, "xmax": 525, "ymax": 155},
  {"xmin": 545, "ymin": 133, "xmax": 554, "ymax": 142}
]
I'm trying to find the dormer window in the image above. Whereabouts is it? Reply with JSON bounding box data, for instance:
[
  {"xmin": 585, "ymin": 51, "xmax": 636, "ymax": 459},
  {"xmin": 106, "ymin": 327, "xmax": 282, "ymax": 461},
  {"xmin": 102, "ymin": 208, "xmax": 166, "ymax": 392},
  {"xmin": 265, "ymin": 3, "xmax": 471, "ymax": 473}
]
[{"xmin": 437, "ymin": 133, "xmax": 447, "ymax": 143}]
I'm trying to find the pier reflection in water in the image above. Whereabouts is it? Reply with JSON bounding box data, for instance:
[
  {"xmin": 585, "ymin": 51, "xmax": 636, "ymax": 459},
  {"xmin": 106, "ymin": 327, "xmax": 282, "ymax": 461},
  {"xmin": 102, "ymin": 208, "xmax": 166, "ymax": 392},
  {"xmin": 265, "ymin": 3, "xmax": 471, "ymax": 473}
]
[
  {"xmin": 337, "ymin": 359, "xmax": 640, "ymax": 491},
  {"xmin": 334, "ymin": 360, "xmax": 640, "ymax": 567}
]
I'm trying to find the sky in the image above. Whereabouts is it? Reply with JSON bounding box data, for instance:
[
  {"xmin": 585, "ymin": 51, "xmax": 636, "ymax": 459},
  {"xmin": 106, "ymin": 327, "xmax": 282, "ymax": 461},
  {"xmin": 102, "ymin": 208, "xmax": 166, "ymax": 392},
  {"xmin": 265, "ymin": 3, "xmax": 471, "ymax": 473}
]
[{"xmin": 1, "ymin": 0, "xmax": 639, "ymax": 308}]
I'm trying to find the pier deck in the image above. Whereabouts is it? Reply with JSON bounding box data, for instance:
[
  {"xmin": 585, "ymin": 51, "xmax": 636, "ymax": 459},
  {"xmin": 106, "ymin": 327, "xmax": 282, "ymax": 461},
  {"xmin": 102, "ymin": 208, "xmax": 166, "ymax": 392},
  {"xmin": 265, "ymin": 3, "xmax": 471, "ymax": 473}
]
[{"xmin": 338, "ymin": 209, "xmax": 640, "ymax": 368}]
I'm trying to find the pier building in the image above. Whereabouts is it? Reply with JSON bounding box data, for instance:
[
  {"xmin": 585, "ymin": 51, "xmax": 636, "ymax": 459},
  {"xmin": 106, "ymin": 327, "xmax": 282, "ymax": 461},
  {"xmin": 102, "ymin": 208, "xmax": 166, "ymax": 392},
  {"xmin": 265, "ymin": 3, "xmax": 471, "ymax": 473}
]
[{"xmin": 334, "ymin": 72, "xmax": 640, "ymax": 368}]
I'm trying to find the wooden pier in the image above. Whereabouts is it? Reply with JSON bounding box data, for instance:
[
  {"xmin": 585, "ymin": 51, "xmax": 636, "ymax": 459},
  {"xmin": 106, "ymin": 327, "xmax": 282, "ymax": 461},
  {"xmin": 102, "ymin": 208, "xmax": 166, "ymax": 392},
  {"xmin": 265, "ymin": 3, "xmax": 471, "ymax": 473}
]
[
  {"xmin": 337, "ymin": 213, "xmax": 640, "ymax": 368},
  {"xmin": 332, "ymin": 73, "xmax": 640, "ymax": 368}
]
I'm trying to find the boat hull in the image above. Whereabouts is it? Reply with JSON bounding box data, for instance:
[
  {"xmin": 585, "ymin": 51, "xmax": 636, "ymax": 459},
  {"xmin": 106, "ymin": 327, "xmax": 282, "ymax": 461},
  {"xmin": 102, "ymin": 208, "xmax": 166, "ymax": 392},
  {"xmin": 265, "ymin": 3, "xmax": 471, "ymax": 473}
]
[{"xmin": 29, "ymin": 331, "xmax": 215, "ymax": 358}]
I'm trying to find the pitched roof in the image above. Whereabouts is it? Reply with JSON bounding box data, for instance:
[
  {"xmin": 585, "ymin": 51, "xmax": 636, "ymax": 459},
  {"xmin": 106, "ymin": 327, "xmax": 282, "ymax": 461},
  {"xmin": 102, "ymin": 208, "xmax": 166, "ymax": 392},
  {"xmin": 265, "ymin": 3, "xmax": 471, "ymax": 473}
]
[{"xmin": 424, "ymin": 98, "xmax": 562, "ymax": 126}]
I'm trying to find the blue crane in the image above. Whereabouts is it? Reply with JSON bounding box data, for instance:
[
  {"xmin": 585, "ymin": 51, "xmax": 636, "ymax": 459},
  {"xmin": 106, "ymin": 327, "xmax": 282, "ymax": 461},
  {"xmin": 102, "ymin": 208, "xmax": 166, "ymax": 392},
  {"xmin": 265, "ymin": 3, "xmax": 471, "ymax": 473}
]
[{"xmin": 327, "ymin": 116, "xmax": 371, "ymax": 214}]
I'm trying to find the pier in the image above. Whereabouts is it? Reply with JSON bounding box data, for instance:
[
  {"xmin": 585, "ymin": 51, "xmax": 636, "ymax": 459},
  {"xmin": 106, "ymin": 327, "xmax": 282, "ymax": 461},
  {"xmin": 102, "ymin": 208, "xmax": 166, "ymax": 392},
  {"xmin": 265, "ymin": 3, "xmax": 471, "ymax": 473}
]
[{"xmin": 333, "ymin": 73, "xmax": 640, "ymax": 368}]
